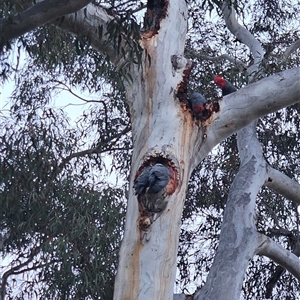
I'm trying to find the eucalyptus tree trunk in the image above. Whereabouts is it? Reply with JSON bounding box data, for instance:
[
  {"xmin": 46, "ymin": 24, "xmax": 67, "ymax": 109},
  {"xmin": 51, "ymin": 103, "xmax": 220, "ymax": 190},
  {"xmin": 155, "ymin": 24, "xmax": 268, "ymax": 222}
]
[
  {"xmin": 194, "ymin": 122, "xmax": 267, "ymax": 300},
  {"xmin": 113, "ymin": 2, "xmax": 197, "ymax": 299},
  {"xmin": 195, "ymin": 3, "xmax": 267, "ymax": 298},
  {"xmin": 112, "ymin": 0, "xmax": 300, "ymax": 298}
]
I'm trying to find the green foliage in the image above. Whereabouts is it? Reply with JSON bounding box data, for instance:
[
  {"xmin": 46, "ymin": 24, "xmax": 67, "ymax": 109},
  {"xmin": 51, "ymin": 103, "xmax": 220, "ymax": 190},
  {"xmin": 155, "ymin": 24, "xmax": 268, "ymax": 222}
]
[
  {"xmin": 106, "ymin": 14, "xmax": 144, "ymax": 66},
  {"xmin": 18, "ymin": 25, "xmax": 126, "ymax": 92},
  {"xmin": 0, "ymin": 38, "xmax": 131, "ymax": 297},
  {"xmin": 0, "ymin": 96, "xmax": 128, "ymax": 298}
]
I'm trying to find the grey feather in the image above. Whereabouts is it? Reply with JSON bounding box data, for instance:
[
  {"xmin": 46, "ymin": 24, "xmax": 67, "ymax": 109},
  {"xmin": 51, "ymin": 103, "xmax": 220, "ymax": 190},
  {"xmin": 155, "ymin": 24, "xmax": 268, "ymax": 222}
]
[
  {"xmin": 189, "ymin": 92, "xmax": 207, "ymax": 107},
  {"xmin": 133, "ymin": 163, "xmax": 170, "ymax": 195},
  {"xmin": 133, "ymin": 167, "xmax": 151, "ymax": 195},
  {"xmin": 148, "ymin": 164, "xmax": 171, "ymax": 194}
]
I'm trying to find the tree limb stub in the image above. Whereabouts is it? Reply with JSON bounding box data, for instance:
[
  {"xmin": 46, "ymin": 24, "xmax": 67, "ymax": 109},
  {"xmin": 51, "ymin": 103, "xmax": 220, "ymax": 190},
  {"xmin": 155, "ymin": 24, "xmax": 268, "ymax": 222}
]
[{"xmin": 172, "ymin": 55, "xmax": 193, "ymax": 103}]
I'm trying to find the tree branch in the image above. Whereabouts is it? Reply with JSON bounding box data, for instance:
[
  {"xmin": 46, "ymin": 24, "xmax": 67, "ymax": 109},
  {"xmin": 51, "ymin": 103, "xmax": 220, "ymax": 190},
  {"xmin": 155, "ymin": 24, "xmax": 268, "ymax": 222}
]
[
  {"xmin": 198, "ymin": 53, "xmax": 246, "ymax": 69},
  {"xmin": 198, "ymin": 3, "xmax": 300, "ymax": 299},
  {"xmin": 283, "ymin": 38, "xmax": 300, "ymax": 61},
  {"xmin": 257, "ymin": 234, "xmax": 300, "ymax": 281},
  {"xmin": 265, "ymin": 267, "xmax": 286, "ymax": 298},
  {"xmin": 52, "ymin": 4, "xmax": 129, "ymax": 68},
  {"xmin": 194, "ymin": 122, "xmax": 267, "ymax": 299},
  {"xmin": 56, "ymin": 125, "xmax": 131, "ymax": 174},
  {"xmin": 196, "ymin": 2, "xmax": 300, "ymax": 172},
  {"xmin": 0, "ymin": 1, "xmax": 129, "ymax": 68},
  {"xmin": 1, "ymin": 245, "xmax": 41, "ymax": 299},
  {"xmin": 265, "ymin": 166, "xmax": 300, "ymax": 205},
  {"xmin": 265, "ymin": 236, "xmax": 300, "ymax": 298},
  {"xmin": 0, "ymin": 0, "xmax": 91, "ymax": 47},
  {"xmin": 200, "ymin": 67, "xmax": 300, "ymax": 165},
  {"xmin": 53, "ymin": 80, "xmax": 107, "ymax": 104},
  {"xmin": 222, "ymin": 1, "xmax": 264, "ymax": 79}
]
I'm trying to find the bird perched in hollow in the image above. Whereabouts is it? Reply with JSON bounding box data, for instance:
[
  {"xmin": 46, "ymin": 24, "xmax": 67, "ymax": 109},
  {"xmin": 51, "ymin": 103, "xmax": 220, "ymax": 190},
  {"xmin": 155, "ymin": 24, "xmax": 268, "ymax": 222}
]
[
  {"xmin": 133, "ymin": 167, "xmax": 151, "ymax": 195},
  {"xmin": 133, "ymin": 163, "xmax": 171, "ymax": 195},
  {"xmin": 214, "ymin": 75, "xmax": 237, "ymax": 96},
  {"xmin": 188, "ymin": 92, "xmax": 207, "ymax": 118}
]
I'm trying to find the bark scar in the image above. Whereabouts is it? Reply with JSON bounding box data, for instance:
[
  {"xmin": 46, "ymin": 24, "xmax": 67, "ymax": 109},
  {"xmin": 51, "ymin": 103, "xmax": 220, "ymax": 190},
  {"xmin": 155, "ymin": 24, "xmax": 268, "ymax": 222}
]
[
  {"xmin": 141, "ymin": 0, "xmax": 168, "ymax": 38},
  {"xmin": 175, "ymin": 57, "xmax": 194, "ymax": 104}
]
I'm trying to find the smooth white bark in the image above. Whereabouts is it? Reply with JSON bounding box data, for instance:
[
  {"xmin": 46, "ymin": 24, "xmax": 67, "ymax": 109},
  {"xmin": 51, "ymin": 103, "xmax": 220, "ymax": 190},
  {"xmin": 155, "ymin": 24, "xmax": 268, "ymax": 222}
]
[
  {"xmin": 257, "ymin": 235, "xmax": 300, "ymax": 281},
  {"xmin": 114, "ymin": 1, "xmax": 191, "ymax": 299},
  {"xmin": 195, "ymin": 122, "xmax": 268, "ymax": 300},
  {"xmin": 199, "ymin": 67, "xmax": 300, "ymax": 170},
  {"xmin": 265, "ymin": 167, "xmax": 300, "ymax": 205}
]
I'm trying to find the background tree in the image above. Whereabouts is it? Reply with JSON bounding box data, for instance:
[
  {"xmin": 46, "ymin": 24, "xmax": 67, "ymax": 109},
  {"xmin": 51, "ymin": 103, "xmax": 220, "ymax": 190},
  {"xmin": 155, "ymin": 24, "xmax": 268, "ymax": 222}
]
[{"xmin": 1, "ymin": 0, "xmax": 300, "ymax": 299}]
